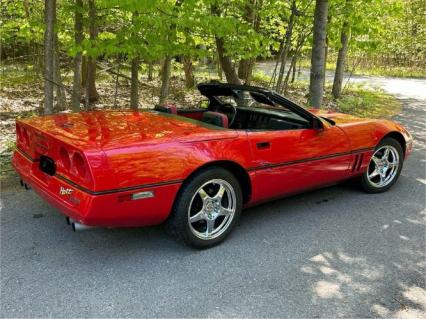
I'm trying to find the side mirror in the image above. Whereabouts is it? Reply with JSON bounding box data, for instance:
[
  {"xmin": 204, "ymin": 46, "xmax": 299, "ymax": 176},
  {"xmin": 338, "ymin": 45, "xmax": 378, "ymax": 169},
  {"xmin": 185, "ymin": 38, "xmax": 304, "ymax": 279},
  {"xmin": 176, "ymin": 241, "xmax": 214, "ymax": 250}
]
[
  {"xmin": 197, "ymin": 99, "xmax": 210, "ymax": 109},
  {"xmin": 312, "ymin": 117, "xmax": 324, "ymax": 130}
]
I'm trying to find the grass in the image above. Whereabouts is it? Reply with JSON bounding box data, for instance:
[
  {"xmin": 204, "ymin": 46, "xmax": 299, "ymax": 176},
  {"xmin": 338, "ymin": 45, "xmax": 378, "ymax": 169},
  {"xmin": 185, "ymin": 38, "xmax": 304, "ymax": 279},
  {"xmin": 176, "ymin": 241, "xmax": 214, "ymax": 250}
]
[
  {"xmin": 251, "ymin": 69, "xmax": 402, "ymax": 119},
  {"xmin": 298, "ymin": 58, "xmax": 426, "ymax": 79},
  {"xmin": 250, "ymin": 72, "xmax": 402, "ymax": 119},
  {"xmin": 336, "ymin": 84, "xmax": 401, "ymax": 118}
]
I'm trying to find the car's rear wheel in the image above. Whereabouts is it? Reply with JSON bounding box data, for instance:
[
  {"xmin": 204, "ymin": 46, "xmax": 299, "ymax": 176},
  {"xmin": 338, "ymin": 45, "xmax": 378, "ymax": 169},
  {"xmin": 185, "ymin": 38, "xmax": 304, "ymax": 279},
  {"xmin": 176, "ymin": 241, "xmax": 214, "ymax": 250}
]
[
  {"xmin": 166, "ymin": 167, "xmax": 242, "ymax": 248},
  {"xmin": 361, "ymin": 138, "xmax": 403, "ymax": 193}
]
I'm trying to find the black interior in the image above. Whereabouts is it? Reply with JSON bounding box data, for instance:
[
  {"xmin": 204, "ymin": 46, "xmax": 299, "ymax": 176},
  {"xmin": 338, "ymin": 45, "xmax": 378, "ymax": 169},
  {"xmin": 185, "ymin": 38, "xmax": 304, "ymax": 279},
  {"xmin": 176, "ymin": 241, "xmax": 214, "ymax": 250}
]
[
  {"xmin": 173, "ymin": 83, "xmax": 323, "ymax": 131},
  {"xmin": 219, "ymin": 105, "xmax": 310, "ymax": 130}
]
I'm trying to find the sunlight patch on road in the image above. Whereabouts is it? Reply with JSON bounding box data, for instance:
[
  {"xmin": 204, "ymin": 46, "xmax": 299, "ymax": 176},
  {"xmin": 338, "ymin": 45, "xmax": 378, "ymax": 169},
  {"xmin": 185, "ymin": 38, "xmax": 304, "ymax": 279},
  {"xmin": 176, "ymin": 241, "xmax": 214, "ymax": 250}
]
[
  {"xmin": 314, "ymin": 280, "xmax": 343, "ymax": 299},
  {"xmin": 416, "ymin": 178, "xmax": 426, "ymax": 185}
]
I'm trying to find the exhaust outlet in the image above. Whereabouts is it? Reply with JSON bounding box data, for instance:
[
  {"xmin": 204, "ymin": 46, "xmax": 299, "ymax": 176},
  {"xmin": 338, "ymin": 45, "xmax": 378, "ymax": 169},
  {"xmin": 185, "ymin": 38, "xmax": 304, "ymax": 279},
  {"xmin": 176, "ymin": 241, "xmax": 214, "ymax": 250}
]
[
  {"xmin": 71, "ymin": 222, "xmax": 95, "ymax": 231},
  {"xmin": 20, "ymin": 179, "xmax": 30, "ymax": 190},
  {"xmin": 66, "ymin": 217, "xmax": 75, "ymax": 225}
]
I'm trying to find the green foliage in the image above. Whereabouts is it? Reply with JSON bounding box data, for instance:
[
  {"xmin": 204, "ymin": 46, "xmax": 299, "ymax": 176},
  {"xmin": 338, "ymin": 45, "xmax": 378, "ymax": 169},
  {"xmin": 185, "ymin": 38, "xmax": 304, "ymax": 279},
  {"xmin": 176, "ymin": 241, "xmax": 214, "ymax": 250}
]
[
  {"xmin": 1, "ymin": 0, "xmax": 423, "ymax": 73},
  {"xmin": 337, "ymin": 84, "xmax": 402, "ymax": 118}
]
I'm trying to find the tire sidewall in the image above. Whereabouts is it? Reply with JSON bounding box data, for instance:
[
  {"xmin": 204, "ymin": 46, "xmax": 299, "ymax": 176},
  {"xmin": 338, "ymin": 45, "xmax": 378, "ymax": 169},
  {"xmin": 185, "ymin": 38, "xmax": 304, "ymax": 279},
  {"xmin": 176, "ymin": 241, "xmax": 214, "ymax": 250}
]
[
  {"xmin": 362, "ymin": 138, "xmax": 404, "ymax": 193},
  {"xmin": 170, "ymin": 167, "xmax": 243, "ymax": 248}
]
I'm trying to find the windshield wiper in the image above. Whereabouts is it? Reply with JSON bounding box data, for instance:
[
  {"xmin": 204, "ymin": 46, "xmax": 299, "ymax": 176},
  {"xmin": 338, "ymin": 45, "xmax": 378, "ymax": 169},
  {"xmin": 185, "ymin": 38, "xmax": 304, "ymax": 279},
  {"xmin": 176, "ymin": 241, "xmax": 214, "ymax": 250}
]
[{"xmin": 320, "ymin": 116, "xmax": 336, "ymax": 125}]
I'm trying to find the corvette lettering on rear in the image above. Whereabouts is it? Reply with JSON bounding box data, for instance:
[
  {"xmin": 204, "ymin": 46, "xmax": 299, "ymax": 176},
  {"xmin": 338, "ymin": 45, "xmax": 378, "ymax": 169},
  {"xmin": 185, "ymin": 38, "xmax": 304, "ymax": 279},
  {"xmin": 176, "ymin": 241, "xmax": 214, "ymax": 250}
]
[{"xmin": 59, "ymin": 187, "xmax": 73, "ymax": 196}]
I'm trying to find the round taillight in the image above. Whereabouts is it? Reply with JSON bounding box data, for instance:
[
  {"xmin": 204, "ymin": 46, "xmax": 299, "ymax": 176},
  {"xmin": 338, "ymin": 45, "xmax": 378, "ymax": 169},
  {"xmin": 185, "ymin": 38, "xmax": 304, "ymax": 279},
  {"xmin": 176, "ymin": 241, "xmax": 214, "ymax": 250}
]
[
  {"xmin": 16, "ymin": 126, "xmax": 22, "ymax": 140},
  {"xmin": 59, "ymin": 147, "xmax": 71, "ymax": 170},
  {"xmin": 21, "ymin": 128, "xmax": 29, "ymax": 147},
  {"xmin": 72, "ymin": 152, "xmax": 86, "ymax": 177}
]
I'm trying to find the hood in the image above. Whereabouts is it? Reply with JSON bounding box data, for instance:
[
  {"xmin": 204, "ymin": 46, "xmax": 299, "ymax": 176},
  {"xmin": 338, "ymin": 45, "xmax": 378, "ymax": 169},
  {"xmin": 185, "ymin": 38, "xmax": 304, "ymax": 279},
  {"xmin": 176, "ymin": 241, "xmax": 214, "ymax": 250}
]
[{"xmin": 20, "ymin": 110, "xmax": 237, "ymax": 150}]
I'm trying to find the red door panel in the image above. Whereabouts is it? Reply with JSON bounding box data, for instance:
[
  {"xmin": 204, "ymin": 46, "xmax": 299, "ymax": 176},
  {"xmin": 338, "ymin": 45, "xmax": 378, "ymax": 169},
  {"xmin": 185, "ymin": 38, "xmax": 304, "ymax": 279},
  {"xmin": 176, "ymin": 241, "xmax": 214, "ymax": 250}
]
[{"xmin": 248, "ymin": 125, "xmax": 351, "ymax": 203}]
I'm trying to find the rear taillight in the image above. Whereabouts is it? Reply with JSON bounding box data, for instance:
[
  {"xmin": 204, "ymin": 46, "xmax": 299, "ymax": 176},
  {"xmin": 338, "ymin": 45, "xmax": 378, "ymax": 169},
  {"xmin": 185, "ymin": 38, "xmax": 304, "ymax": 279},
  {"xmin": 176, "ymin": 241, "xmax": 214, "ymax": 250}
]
[
  {"xmin": 17, "ymin": 125, "xmax": 30, "ymax": 149},
  {"xmin": 58, "ymin": 147, "xmax": 93, "ymax": 189},
  {"xmin": 72, "ymin": 152, "xmax": 87, "ymax": 178},
  {"xmin": 59, "ymin": 147, "xmax": 71, "ymax": 170}
]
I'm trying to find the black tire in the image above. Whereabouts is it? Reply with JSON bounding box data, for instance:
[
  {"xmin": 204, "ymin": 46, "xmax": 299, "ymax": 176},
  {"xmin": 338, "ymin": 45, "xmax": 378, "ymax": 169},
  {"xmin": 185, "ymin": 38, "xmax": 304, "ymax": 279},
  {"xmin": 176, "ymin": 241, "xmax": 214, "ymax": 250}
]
[
  {"xmin": 361, "ymin": 137, "xmax": 404, "ymax": 193},
  {"xmin": 166, "ymin": 167, "xmax": 243, "ymax": 248}
]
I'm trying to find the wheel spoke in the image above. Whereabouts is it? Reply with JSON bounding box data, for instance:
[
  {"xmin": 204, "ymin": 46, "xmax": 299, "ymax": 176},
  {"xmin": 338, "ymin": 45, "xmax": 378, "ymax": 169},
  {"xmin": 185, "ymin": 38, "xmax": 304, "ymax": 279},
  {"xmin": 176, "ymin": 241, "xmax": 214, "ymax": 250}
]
[
  {"xmin": 205, "ymin": 219, "xmax": 215, "ymax": 236},
  {"xmin": 372, "ymin": 156, "xmax": 380, "ymax": 165},
  {"xmin": 198, "ymin": 188, "xmax": 210, "ymax": 202},
  {"xmin": 213, "ymin": 184, "xmax": 226, "ymax": 200},
  {"xmin": 190, "ymin": 210, "xmax": 205, "ymax": 223},
  {"xmin": 219, "ymin": 207, "xmax": 233, "ymax": 217},
  {"xmin": 388, "ymin": 161, "xmax": 398, "ymax": 168},
  {"xmin": 369, "ymin": 169, "xmax": 379, "ymax": 179},
  {"xmin": 383, "ymin": 148, "xmax": 390, "ymax": 160}
]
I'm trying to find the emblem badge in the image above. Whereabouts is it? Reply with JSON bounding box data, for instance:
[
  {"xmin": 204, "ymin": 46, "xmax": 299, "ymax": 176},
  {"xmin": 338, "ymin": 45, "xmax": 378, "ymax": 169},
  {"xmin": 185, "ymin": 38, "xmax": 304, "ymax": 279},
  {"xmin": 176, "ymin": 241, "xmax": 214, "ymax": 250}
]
[{"xmin": 59, "ymin": 186, "xmax": 73, "ymax": 195}]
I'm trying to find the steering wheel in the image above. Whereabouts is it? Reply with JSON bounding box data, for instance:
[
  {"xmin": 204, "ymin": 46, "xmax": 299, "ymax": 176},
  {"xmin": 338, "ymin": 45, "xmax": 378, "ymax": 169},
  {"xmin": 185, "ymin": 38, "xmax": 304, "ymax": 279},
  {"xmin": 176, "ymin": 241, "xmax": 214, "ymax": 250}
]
[{"xmin": 221, "ymin": 103, "xmax": 238, "ymax": 127}]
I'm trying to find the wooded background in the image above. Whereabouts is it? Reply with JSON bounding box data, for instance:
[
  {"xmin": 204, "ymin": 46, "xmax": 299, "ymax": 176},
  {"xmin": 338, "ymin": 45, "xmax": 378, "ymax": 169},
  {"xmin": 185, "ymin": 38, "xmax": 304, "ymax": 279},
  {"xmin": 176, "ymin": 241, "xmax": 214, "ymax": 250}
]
[{"xmin": 1, "ymin": 0, "xmax": 425, "ymax": 115}]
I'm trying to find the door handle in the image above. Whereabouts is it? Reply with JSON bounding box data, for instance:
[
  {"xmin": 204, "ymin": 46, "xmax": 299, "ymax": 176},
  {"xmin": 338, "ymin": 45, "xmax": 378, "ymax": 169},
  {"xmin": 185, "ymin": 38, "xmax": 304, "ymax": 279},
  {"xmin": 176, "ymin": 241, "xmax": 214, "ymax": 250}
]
[{"xmin": 256, "ymin": 141, "xmax": 271, "ymax": 149}]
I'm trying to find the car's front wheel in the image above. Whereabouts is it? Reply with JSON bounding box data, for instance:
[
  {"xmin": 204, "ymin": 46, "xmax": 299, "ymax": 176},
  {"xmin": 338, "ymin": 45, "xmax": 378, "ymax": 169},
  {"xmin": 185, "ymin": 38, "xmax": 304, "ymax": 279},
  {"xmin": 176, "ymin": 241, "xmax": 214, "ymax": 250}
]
[
  {"xmin": 361, "ymin": 137, "xmax": 404, "ymax": 193},
  {"xmin": 166, "ymin": 167, "xmax": 242, "ymax": 248}
]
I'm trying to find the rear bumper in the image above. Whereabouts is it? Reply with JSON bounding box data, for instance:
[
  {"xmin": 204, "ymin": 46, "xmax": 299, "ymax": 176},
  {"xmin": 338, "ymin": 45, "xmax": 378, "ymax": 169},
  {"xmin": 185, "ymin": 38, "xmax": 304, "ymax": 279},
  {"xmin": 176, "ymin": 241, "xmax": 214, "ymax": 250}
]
[{"xmin": 12, "ymin": 150, "xmax": 181, "ymax": 227}]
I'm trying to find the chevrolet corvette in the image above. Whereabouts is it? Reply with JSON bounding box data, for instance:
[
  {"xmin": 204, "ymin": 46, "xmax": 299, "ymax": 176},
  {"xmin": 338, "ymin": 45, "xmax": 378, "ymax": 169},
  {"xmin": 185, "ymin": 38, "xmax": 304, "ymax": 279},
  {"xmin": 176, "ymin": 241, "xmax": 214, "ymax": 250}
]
[{"xmin": 12, "ymin": 83, "xmax": 413, "ymax": 248}]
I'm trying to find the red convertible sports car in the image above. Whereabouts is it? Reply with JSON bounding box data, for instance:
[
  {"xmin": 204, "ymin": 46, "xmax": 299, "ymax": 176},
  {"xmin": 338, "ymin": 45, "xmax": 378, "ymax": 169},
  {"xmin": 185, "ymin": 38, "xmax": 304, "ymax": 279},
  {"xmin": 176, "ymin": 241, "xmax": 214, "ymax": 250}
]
[{"xmin": 12, "ymin": 83, "xmax": 413, "ymax": 248}]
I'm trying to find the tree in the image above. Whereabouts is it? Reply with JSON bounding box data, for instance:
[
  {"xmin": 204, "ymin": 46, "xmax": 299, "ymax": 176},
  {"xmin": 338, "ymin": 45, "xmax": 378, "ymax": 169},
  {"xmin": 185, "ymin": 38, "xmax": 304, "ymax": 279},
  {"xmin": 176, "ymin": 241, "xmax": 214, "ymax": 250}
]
[
  {"xmin": 309, "ymin": 0, "xmax": 328, "ymax": 108},
  {"xmin": 53, "ymin": 34, "xmax": 66, "ymax": 111},
  {"xmin": 237, "ymin": 0, "xmax": 262, "ymax": 84},
  {"xmin": 159, "ymin": 57, "xmax": 172, "ymax": 105},
  {"xmin": 182, "ymin": 56, "xmax": 195, "ymax": 88},
  {"xmin": 130, "ymin": 11, "xmax": 140, "ymax": 109},
  {"xmin": 275, "ymin": 0, "xmax": 297, "ymax": 92},
  {"xmin": 85, "ymin": 0, "xmax": 99, "ymax": 109},
  {"xmin": 215, "ymin": 36, "xmax": 241, "ymax": 84},
  {"xmin": 43, "ymin": 0, "xmax": 56, "ymax": 115},
  {"xmin": 71, "ymin": 0, "xmax": 83, "ymax": 112},
  {"xmin": 211, "ymin": 3, "xmax": 241, "ymax": 85},
  {"xmin": 332, "ymin": 18, "xmax": 350, "ymax": 98}
]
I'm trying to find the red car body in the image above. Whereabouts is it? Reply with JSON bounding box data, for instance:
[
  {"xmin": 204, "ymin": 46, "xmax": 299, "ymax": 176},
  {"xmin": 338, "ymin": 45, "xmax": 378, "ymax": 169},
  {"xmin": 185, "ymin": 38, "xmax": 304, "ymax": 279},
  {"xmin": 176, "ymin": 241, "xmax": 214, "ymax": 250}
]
[{"xmin": 12, "ymin": 84, "xmax": 413, "ymax": 229}]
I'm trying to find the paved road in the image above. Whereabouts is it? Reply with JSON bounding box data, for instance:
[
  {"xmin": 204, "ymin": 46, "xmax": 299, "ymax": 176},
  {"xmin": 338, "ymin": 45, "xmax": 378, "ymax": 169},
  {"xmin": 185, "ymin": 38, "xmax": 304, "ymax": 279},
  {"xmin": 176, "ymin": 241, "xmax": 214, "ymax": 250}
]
[{"xmin": 1, "ymin": 74, "xmax": 425, "ymax": 318}]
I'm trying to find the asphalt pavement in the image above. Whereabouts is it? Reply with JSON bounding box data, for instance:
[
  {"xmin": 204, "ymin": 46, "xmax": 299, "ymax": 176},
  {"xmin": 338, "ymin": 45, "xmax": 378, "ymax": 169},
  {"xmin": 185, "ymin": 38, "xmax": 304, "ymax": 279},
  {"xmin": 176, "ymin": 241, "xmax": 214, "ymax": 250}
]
[{"xmin": 1, "ymin": 74, "xmax": 425, "ymax": 318}]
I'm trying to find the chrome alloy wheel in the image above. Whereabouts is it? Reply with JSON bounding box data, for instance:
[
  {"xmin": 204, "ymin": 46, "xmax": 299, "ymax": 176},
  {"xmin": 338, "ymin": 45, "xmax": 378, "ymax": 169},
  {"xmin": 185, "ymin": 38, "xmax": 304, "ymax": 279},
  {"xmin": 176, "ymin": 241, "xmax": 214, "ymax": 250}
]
[
  {"xmin": 188, "ymin": 179, "xmax": 237, "ymax": 240},
  {"xmin": 367, "ymin": 145, "xmax": 400, "ymax": 188}
]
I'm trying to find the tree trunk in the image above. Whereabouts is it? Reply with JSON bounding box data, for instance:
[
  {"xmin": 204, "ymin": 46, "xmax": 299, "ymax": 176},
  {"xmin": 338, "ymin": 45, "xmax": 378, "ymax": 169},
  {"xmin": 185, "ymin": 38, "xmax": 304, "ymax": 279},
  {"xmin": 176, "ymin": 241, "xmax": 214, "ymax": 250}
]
[
  {"xmin": 275, "ymin": 0, "xmax": 296, "ymax": 92},
  {"xmin": 147, "ymin": 61, "xmax": 154, "ymax": 81},
  {"xmin": 215, "ymin": 37, "xmax": 241, "ymax": 84},
  {"xmin": 283, "ymin": 53, "xmax": 297, "ymax": 94},
  {"xmin": 237, "ymin": 59, "xmax": 255, "ymax": 84},
  {"xmin": 182, "ymin": 56, "xmax": 195, "ymax": 88},
  {"xmin": 323, "ymin": 35, "xmax": 328, "ymax": 88},
  {"xmin": 217, "ymin": 55, "xmax": 223, "ymax": 80},
  {"xmin": 81, "ymin": 55, "xmax": 87, "ymax": 88},
  {"xmin": 212, "ymin": 4, "xmax": 241, "ymax": 84},
  {"xmin": 130, "ymin": 11, "xmax": 139, "ymax": 109},
  {"xmin": 237, "ymin": 0, "xmax": 261, "ymax": 84},
  {"xmin": 85, "ymin": 0, "xmax": 99, "ymax": 110},
  {"xmin": 309, "ymin": 0, "xmax": 328, "ymax": 108},
  {"xmin": 71, "ymin": 0, "xmax": 83, "ymax": 112},
  {"xmin": 114, "ymin": 58, "xmax": 120, "ymax": 108},
  {"xmin": 291, "ymin": 56, "xmax": 297, "ymax": 83},
  {"xmin": 53, "ymin": 36, "xmax": 66, "ymax": 111},
  {"xmin": 43, "ymin": 0, "xmax": 56, "ymax": 115},
  {"xmin": 332, "ymin": 8, "xmax": 350, "ymax": 98},
  {"xmin": 159, "ymin": 56, "xmax": 172, "ymax": 105},
  {"xmin": 130, "ymin": 56, "xmax": 139, "ymax": 109},
  {"xmin": 323, "ymin": 14, "xmax": 331, "ymax": 88}
]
